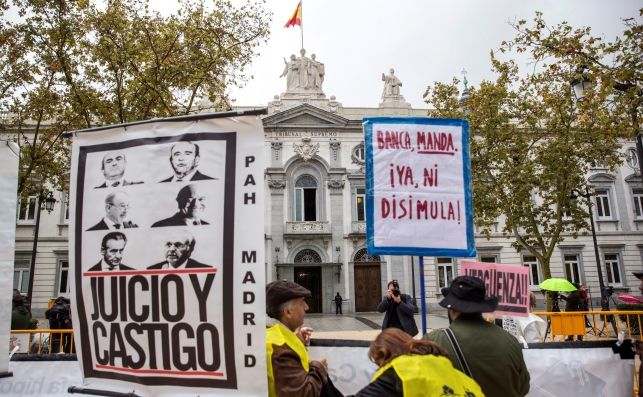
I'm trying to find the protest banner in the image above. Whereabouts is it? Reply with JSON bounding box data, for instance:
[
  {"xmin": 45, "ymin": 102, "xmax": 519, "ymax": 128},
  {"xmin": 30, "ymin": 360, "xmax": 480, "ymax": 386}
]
[
  {"xmin": 0, "ymin": 141, "xmax": 20, "ymax": 377},
  {"xmin": 68, "ymin": 112, "xmax": 266, "ymax": 396},
  {"xmin": 2, "ymin": 341, "xmax": 634, "ymax": 397},
  {"xmin": 460, "ymin": 260, "xmax": 530, "ymax": 316},
  {"xmin": 363, "ymin": 117, "xmax": 475, "ymax": 257}
]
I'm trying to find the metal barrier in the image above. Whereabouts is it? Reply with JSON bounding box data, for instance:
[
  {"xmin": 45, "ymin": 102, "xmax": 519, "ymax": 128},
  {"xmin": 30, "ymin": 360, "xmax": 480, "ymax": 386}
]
[
  {"xmin": 10, "ymin": 329, "xmax": 75, "ymax": 354},
  {"xmin": 534, "ymin": 310, "xmax": 642, "ymax": 397},
  {"xmin": 533, "ymin": 310, "xmax": 643, "ymax": 341}
]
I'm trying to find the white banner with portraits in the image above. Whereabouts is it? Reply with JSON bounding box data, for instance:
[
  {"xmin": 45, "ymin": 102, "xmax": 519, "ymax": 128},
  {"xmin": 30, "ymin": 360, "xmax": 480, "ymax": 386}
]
[{"xmin": 68, "ymin": 114, "xmax": 266, "ymax": 396}]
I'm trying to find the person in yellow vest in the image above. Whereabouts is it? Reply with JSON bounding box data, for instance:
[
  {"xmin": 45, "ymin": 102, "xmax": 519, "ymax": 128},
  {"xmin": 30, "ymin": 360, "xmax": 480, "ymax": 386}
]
[
  {"xmin": 350, "ymin": 328, "xmax": 484, "ymax": 397},
  {"xmin": 266, "ymin": 280, "xmax": 329, "ymax": 397}
]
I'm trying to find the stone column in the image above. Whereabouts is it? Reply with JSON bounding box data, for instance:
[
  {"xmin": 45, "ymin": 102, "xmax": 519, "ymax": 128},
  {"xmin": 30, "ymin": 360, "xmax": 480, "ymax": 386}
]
[
  {"xmin": 267, "ymin": 176, "xmax": 286, "ymax": 281},
  {"xmin": 329, "ymin": 139, "xmax": 341, "ymax": 168},
  {"xmin": 270, "ymin": 141, "xmax": 283, "ymax": 168},
  {"xmin": 327, "ymin": 176, "xmax": 345, "ymax": 309}
]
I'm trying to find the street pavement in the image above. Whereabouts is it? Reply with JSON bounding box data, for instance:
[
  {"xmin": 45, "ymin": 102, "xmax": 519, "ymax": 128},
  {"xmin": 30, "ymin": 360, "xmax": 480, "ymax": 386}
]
[{"xmin": 307, "ymin": 309, "xmax": 450, "ymax": 341}]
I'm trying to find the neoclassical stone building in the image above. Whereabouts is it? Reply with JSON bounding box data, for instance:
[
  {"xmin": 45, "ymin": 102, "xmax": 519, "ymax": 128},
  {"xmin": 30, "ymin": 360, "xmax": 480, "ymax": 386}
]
[
  {"xmin": 8, "ymin": 50, "xmax": 643, "ymax": 315},
  {"xmin": 252, "ymin": 50, "xmax": 643, "ymax": 314}
]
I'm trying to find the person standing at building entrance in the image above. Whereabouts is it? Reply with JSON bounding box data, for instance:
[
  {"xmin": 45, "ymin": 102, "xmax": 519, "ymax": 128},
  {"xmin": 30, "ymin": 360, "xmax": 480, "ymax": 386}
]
[
  {"xmin": 377, "ymin": 280, "xmax": 418, "ymax": 337},
  {"xmin": 334, "ymin": 292, "xmax": 343, "ymax": 315},
  {"xmin": 265, "ymin": 280, "xmax": 329, "ymax": 396}
]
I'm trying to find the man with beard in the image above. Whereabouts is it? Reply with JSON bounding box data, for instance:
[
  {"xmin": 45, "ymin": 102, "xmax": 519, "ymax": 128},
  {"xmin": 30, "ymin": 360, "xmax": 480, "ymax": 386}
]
[
  {"xmin": 147, "ymin": 230, "xmax": 209, "ymax": 269},
  {"xmin": 87, "ymin": 191, "xmax": 138, "ymax": 230},
  {"xmin": 88, "ymin": 232, "xmax": 133, "ymax": 271},
  {"xmin": 95, "ymin": 151, "xmax": 143, "ymax": 188},
  {"xmin": 160, "ymin": 141, "xmax": 215, "ymax": 182},
  {"xmin": 152, "ymin": 184, "xmax": 209, "ymax": 227}
]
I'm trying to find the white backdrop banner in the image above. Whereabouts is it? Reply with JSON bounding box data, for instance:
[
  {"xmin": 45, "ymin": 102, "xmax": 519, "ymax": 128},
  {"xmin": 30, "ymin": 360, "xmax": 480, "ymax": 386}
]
[
  {"xmin": 309, "ymin": 343, "xmax": 631, "ymax": 397},
  {"xmin": 0, "ymin": 141, "xmax": 20, "ymax": 375},
  {"xmin": 1, "ymin": 343, "xmax": 634, "ymax": 396},
  {"xmin": 68, "ymin": 114, "xmax": 266, "ymax": 396},
  {"xmin": 363, "ymin": 117, "xmax": 476, "ymax": 257}
]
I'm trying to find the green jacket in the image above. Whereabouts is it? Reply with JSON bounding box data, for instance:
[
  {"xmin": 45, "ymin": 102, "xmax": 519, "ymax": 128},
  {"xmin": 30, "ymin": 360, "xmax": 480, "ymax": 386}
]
[
  {"xmin": 424, "ymin": 316, "xmax": 530, "ymax": 397},
  {"xmin": 11, "ymin": 305, "xmax": 32, "ymax": 330}
]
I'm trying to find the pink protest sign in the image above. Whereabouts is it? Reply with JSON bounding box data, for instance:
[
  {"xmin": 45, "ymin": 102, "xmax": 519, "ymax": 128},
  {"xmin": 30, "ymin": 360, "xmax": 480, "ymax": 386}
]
[{"xmin": 460, "ymin": 260, "xmax": 530, "ymax": 317}]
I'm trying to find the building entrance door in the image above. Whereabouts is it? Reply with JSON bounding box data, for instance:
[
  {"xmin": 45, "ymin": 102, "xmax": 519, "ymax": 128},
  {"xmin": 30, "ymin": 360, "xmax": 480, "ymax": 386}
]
[
  {"xmin": 294, "ymin": 266, "xmax": 322, "ymax": 313},
  {"xmin": 354, "ymin": 264, "xmax": 381, "ymax": 312}
]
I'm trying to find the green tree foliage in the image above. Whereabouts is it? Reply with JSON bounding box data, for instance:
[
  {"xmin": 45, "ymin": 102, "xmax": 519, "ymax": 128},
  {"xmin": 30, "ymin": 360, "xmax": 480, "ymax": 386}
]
[
  {"xmin": 424, "ymin": 11, "xmax": 641, "ymax": 279},
  {"xmin": 0, "ymin": 0, "xmax": 271, "ymax": 195}
]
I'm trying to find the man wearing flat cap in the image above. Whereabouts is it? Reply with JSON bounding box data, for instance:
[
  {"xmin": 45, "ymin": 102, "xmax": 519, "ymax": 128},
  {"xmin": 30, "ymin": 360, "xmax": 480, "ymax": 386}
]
[
  {"xmin": 265, "ymin": 280, "xmax": 328, "ymax": 397},
  {"xmin": 424, "ymin": 276, "xmax": 530, "ymax": 397}
]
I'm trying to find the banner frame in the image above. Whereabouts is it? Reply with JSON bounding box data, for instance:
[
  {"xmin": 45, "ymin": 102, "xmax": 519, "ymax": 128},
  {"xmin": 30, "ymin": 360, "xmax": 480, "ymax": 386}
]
[{"xmin": 364, "ymin": 117, "xmax": 476, "ymax": 257}]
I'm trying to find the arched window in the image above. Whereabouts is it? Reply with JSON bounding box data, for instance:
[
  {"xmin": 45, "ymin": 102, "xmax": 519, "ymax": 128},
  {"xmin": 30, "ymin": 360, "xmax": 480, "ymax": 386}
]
[
  {"xmin": 295, "ymin": 175, "xmax": 317, "ymax": 221},
  {"xmin": 294, "ymin": 249, "xmax": 322, "ymax": 263},
  {"xmin": 352, "ymin": 143, "xmax": 365, "ymax": 164},
  {"xmin": 354, "ymin": 248, "xmax": 380, "ymax": 263}
]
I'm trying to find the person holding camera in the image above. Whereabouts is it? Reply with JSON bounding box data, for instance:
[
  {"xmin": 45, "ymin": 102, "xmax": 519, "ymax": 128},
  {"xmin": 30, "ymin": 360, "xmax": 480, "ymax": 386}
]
[{"xmin": 377, "ymin": 280, "xmax": 418, "ymax": 337}]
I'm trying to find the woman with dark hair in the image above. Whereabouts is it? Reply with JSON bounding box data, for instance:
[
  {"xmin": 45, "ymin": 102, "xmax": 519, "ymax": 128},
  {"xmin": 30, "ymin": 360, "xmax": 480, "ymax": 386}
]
[{"xmin": 350, "ymin": 328, "xmax": 483, "ymax": 397}]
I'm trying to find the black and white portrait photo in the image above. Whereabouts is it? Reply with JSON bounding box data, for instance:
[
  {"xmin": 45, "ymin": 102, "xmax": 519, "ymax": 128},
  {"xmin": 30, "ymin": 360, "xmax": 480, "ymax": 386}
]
[
  {"xmin": 151, "ymin": 184, "xmax": 209, "ymax": 227},
  {"xmin": 87, "ymin": 191, "xmax": 138, "ymax": 231},
  {"xmin": 147, "ymin": 230, "xmax": 210, "ymax": 269},
  {"xmin": 95, "ymin": 151, "xmax": 143, "ymax": 188},
  {"xmin": 160, "ymin": 141, "xmax": 215, "ymax": 182},
  {"xmin": 88, "ymin": 232, "xmax": 134, "ymax": 271}
]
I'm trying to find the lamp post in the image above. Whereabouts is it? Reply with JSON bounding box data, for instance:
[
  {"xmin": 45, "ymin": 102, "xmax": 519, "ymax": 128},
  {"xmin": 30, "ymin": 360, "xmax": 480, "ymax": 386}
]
[
  {"xmin": 26, "ymin": 190, "xmax": 56, "ymax": 306},
  {"xmin": 571, "ymin": 188, "xmax": 609, "ymax": 311}
]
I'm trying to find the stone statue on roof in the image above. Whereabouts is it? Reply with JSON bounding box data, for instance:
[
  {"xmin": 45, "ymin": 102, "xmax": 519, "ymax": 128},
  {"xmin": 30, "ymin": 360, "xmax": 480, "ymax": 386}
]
[{"xmin": 280, "ymin": 49, "xmax": 325, "ymax": 94}]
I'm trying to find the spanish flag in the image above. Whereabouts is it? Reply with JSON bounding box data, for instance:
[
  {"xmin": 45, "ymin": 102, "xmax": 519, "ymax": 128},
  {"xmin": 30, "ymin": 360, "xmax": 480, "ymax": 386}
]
[{"xmin": 284, "ymin": 1, "xmax": 302, "ymax": 28}]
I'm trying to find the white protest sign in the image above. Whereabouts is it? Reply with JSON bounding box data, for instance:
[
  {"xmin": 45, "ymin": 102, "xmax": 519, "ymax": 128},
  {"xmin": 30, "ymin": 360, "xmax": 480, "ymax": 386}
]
[
  {"xmin": 69, "ymin": 114, "xmax": 266, "ymax": 396},
  {"xmin": 460, "ymin": 260, "xmax": 531, "ymax": 317},
  {"xmin": 364, "ymin": 117, "xmax": 475, "ymax": 256}
]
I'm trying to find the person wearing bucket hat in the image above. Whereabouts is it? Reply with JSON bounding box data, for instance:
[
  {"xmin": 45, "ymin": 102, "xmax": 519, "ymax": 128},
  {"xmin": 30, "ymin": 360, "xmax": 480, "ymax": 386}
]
[
  {"xmin": 265, "ymin": 280, "xmax": 329, "ymax": 397},
  {"xmin": 424, "ymin": 276, "xmax": 530, "ymax": 397}
]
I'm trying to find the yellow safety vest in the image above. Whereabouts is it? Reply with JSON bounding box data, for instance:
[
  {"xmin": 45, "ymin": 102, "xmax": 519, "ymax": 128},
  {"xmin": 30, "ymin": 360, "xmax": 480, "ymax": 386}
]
[
  {"xmin": 371, "ymin": 354, "xmax": 485, "ymax": 397},
  {"xmin": 266, "ymin": 323, "xmax": 310, "ymax": 397}
]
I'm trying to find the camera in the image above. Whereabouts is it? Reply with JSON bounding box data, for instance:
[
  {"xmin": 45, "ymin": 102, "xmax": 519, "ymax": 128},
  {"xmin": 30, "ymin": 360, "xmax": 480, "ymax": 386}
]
[
  {"xmin": 392, "ymin": 288, "xmax": 401, "ymax": 297},
  {"xmin": 602, "ymin": 286, "xmax": 614, "ymax": 296}
]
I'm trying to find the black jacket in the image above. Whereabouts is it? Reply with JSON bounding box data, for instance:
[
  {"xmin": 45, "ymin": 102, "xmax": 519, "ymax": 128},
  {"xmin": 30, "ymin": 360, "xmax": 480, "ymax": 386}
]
[
  {"xmin": 377, "ymin": 293, "xmax": 418, "ymax": 336},
  {"xmin": 151, "ymin": 212, "xmax": 210, "ymax": 227},
  {"xmin": 159, "ymin": 170, "xmax": 214, "ymax": 182},
  {"xmin": 147, "ymin": 258, "xmax": 211, "ymax": 269}
]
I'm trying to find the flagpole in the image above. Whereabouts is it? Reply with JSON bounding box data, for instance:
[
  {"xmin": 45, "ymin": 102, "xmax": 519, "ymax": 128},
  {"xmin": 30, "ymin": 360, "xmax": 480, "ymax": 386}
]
[{"xmin": 300, "ymin": 0, "xmax": 304, "ymax": 50}]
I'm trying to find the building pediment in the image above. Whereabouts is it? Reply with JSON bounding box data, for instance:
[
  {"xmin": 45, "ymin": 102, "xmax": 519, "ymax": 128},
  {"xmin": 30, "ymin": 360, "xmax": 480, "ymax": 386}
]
[
  {"xmin": 263, "ymin": 104, "xmax": 350, "ymax": 129},
  {"xmin": 588, "ymin": 172, "xmax": 616, "ymax": 184}
]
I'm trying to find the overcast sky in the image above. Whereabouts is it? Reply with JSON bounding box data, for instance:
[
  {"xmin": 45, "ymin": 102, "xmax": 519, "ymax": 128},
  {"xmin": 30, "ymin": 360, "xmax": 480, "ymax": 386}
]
[{"xmin": 216, "ymin": 0, "xmax": 639, "ymax": 109}]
